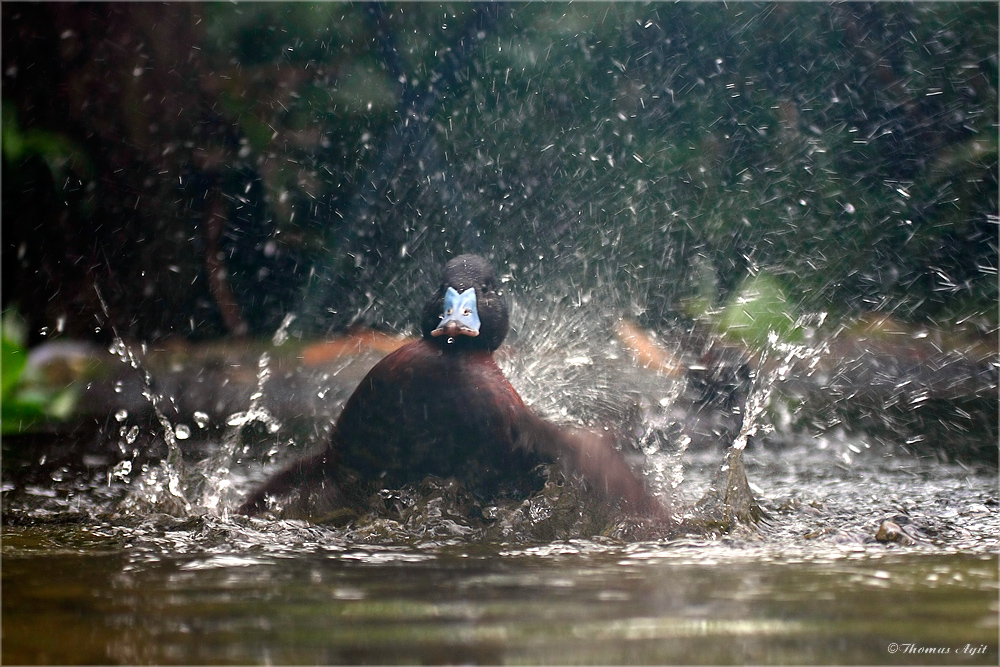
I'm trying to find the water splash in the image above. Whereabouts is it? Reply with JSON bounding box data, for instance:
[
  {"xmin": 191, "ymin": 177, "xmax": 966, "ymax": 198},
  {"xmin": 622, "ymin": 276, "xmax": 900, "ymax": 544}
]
[
  {"xmin": 198, "ymin": 350, "xmax": 283, "ymax": 514},
  {"xmin": 502, "ymin": 297, "xmax": 677, "ymax": 427},
  {"xmin": 501, "ymin": 297, "xmax": 689, "ymax": 507},
  {"xmin": 693, "ymin": 313, "xmax": 834, "ymax": 530},
  {"xmin": 96, "ymin": 286, "xmax": 191, "ymax": 515},
  {"xmin": 272, "ymin": 313, "xmax": 297, "ymax": 347},
  {"xmin": 732, "ymin": 313, "xmax": 829, "ymax": 452}
]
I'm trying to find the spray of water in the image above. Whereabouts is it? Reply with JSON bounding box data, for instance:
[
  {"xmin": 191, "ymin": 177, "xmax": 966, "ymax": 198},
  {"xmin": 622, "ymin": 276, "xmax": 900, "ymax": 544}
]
[
  {"xmin": 195, "ymin": 317, "xmax": 300, "ymax": 513},
  {"xmin": 690, "ymin": 312, "xmax": 835, "ymax": 530},
  {"xmin": 100, "ymin": 267, "xmax": 807, "ymax": 538},
  {"xmin": 500, "ymin": 295, "xmax": 692, "ymax": 510},
  {"xmin": 732, "ymin": 312, "xmax": 830, "ymax": 452},
  {"xmin": 193, "ymin": 351, "xmax": 282, "ymax": 514},
  {"xmin": 96, "ymin": 286, "xmax": 191, "ymax": 515}
]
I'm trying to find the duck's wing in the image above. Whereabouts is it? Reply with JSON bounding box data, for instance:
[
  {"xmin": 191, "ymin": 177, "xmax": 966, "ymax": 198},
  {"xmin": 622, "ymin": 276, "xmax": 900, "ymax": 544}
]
[
  {"xmin": 513, "ymin": 409, "xmax": 670, "ymax": 520},
  {"xmin": 235, "ymin": 342, "xmax": 428, "ymax": 516},
  {"xmin": 235, "ymin": 448, "xmax": 338, "ymax": 516}
]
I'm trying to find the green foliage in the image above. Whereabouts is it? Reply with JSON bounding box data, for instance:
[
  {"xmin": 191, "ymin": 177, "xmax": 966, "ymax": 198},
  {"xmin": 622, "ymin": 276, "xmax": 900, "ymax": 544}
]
[
  {"xmin": 716, "ymin": 272, "xmax": 802, "ymax": 348},
  {"xmin": 2, "ymin": 101, "xmax": 90, "ymax": 178},
  {"xmin": 3, "ymin": 3, "xmax": 995, "ymax": 339},
  {"xmin": 1, "ymin": 309, "xmax": 78, "ymax": 435},
  {"xmin": 445, "ymin": 2, "xmax": 997, "ymax": 327},
  {"xmin": 1, "ymin": 328, "xmax": 27, "ymax": 398}
]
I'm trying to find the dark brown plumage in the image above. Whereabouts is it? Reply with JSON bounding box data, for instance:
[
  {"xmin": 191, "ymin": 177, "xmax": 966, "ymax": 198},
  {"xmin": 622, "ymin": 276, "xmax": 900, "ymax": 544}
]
[{"xmin": 238, "ymin": 255, "xmax": 666, "ymax": 519}]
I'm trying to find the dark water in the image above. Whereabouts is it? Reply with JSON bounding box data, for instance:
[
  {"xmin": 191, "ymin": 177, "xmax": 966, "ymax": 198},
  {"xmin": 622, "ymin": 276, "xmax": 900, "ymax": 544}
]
[
  {"xmin": 4, "ymin": 443, "xmax": 997, "ymax": 665},
  {"xmin": 3, "ymin": 307, "xmax": 997, "ymax": 664},
  {"xmin": 2, "ymin": 536, "xmax": 996, "ymax": 665}
]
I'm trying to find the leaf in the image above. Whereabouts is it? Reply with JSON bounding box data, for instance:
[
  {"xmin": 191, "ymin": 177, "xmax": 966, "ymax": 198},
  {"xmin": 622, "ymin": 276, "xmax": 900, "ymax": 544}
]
[
  {"xmin": 1, "ymin": 335, "xmax": 27, "ymax": 399},
  {"xmin": 718, "ymin": 273, "xmax": 801, "ymax": 347},
  {"xmin": 1, "ymin": 392, "xmax": 47, "ymax": 435}
]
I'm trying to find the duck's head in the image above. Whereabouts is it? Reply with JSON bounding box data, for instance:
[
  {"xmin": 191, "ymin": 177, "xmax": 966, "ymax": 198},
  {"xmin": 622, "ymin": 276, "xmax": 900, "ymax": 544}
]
[{"xmin": 420, "ymin": 254, "xmax": 509, "ymax": 352}]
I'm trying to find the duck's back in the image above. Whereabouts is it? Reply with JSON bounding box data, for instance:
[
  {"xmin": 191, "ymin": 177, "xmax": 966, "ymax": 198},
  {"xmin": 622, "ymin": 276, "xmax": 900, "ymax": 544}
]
[{"xmin": 334, "ymin": 339, "xmax": 547, "ymax": 499}]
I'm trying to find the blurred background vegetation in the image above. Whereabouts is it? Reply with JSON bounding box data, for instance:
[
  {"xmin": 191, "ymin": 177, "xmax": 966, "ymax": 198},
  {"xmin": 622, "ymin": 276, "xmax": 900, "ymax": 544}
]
[{"xmin": 2, "ymin": 2, "xmax": 996, "ymax": 346}]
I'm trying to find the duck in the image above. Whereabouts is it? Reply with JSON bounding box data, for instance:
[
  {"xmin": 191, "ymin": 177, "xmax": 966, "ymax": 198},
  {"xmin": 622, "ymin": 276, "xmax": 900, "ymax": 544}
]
[{"xmin": 238, "ymin": 254, "xmax": 666, "ymax": 519}]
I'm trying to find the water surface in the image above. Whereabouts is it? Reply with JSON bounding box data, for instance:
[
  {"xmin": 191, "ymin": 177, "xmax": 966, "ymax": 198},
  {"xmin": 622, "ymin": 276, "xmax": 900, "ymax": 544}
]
[{"xmin": 4, "ymin": 443, "xmax": 996, "ymax": 665}]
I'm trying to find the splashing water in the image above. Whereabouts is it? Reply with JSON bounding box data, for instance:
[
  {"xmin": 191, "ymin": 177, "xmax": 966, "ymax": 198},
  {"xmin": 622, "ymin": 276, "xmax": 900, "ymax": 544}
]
[
  {"xmin": 96, "ymin": 284, "xmax": 191, "ymax": 515},
  {"xmin": 501, "ymin": 297, "xmax": 691, "ymax": 508},
  {"xmin": 198, "ymin": 350, "xmax": 283, "ymax": 514},
  {"xmin": 91, "ymin": 268, "xmax": 856, "ymax": 541},
  {"xmin": 271, "ymin": 313, "xmax": 297, "ymax": 347},
  {"xmin": 107, "ymin": 337, "xmax": 191, "ymax": 515},
  {"xmin": 730, "ymin": 313, "xmax": 830, "ymax": 453},
  {"xmin": 91, "ymin": 271, "xmax": 822, "ymax": 542}
]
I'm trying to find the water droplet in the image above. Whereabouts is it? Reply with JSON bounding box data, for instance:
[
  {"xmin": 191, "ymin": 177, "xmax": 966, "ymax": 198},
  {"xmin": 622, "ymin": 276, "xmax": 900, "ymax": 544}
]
[
  {"xmin": 115, "ymin": 409, "xmax": 128, "ymax": 422},
  {"xmin": 111, "ymin": 459, "xmax": 132, "ymax": 481},
  {"xmin": 126, "ymin": 425, "xmax": 139, "ymax": 444},
  {"xmin": 174, "ymin": 424, "xmax": 191, "ymax": 440},
  {"xmin": 272, "ymin": 314, "xmax": 297, "ymax": 346},
  {"xmin": 193, "ymin": 411, "xmax": 209, "ymax": 428}
]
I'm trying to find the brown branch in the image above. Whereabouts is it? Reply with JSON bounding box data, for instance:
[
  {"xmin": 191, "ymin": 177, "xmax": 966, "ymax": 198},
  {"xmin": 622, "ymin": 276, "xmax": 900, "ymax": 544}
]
[{"xmin": 204, "ymin": 191, "xmax": 248, "ymax": 337}]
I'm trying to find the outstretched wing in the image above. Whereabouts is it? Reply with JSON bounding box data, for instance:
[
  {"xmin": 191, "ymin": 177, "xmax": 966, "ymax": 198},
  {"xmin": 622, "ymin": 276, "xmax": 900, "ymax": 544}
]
[{"xmin": 513, "ymin": 408, "xmax": 669, "ymax": 519}]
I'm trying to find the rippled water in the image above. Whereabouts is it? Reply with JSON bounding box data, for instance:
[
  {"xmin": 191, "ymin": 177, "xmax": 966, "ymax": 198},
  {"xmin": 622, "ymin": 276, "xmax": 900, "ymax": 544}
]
[
  {"xmin": 4, "ymin": 438, "xmax": 997, "ymax": 665},
  {"xmin": 4, "ymin": 308, "xmax": 998, "ymax": 664},
  {"xmin": 3, "ymin": 534, "xmax": 997, "ymax": 664}
]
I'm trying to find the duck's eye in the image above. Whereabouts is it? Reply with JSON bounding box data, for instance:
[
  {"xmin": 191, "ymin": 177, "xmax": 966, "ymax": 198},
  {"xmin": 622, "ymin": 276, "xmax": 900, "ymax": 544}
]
[
  {"xmin": 444, "ymin": 307, "xmax": 453, "ymax": 316},
  {"xmin": 462, "ymin": 308, "xmax": 471, "ymax": 316}
]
